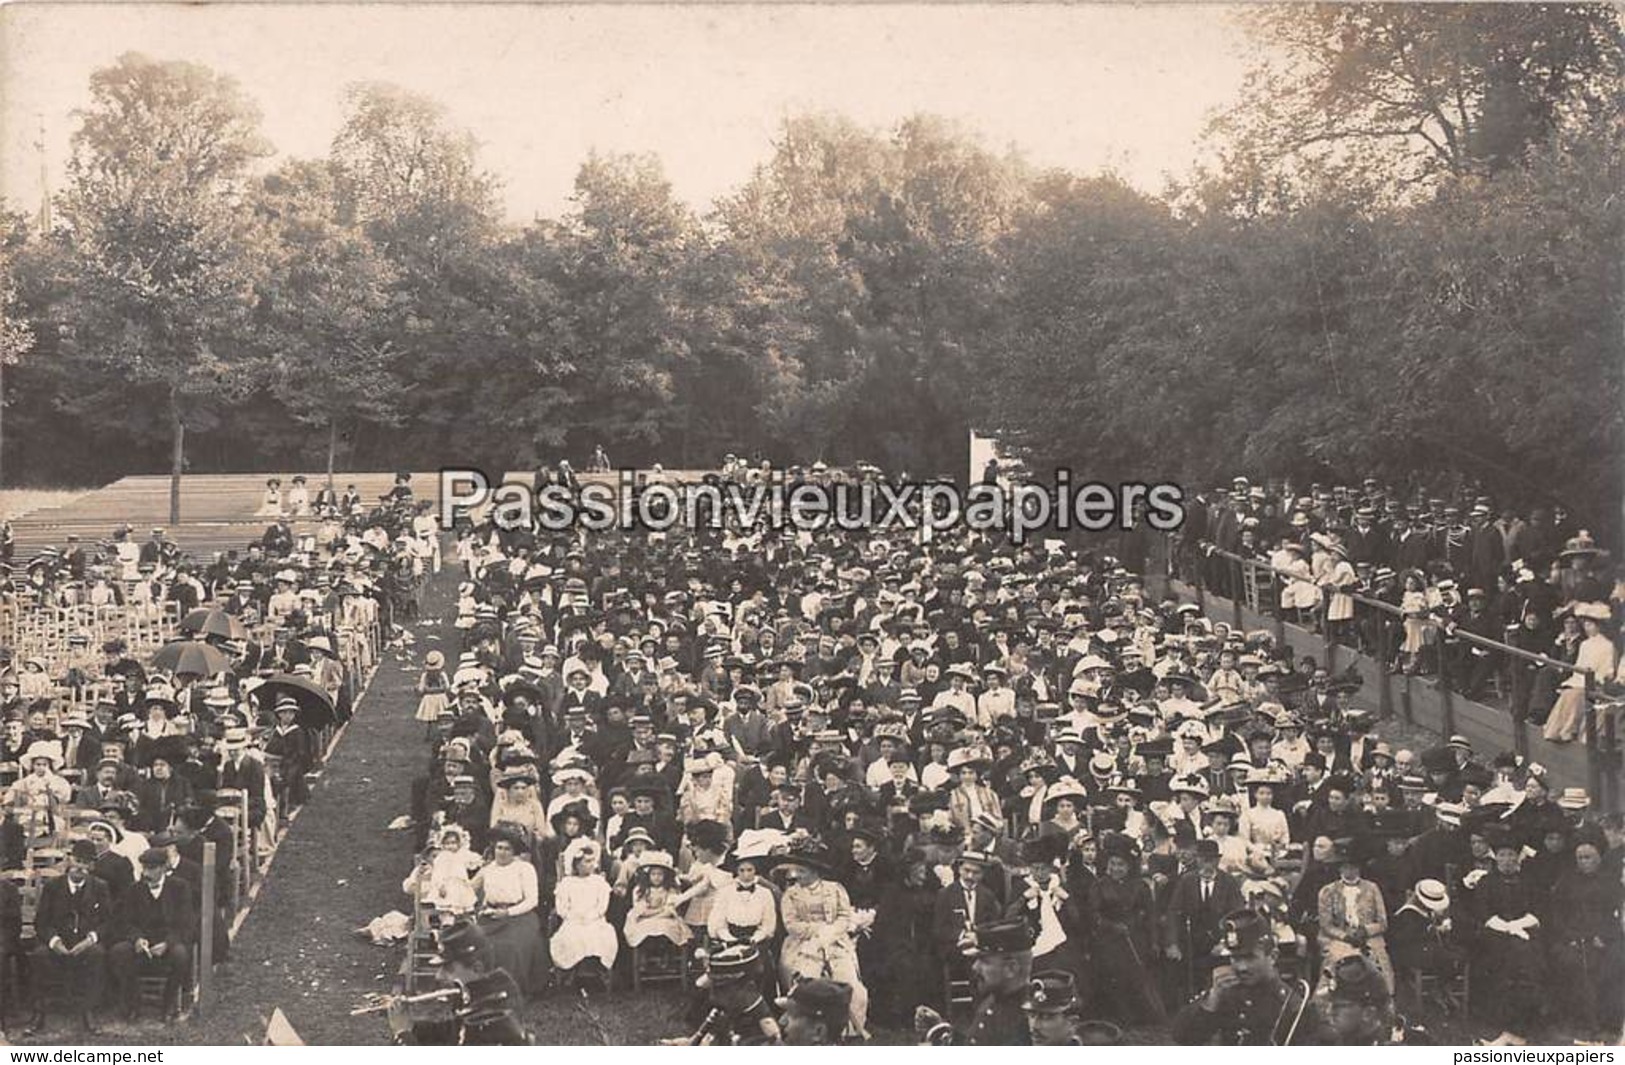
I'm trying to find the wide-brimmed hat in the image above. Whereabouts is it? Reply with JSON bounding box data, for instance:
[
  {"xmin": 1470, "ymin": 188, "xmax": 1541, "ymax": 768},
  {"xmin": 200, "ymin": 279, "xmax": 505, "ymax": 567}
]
[
  {"xmin": 766, "ymin": 837, "xmax": 838, "ymax": 879},
  {"xmin": 618, "ymin": 827, "xmax": 655, "ymax": 852},
  {"xmin": 22, "ymin": 740, "xmax": 63, "ymax": 768},
  {"xmin": 635, "ymin": 849, "xmax": 676, "ymax": 875},
  {"xmin": 1559, "ymin": 532, "xmax": 1602, "ymax": 563},
  {"xmin": 723, "ymin": 828, "xmax": 791, "ymax": 871},
  {"xmin": 550, "ymin": 767, "xmax": 593, "ymax": 788},
  {"xmin": 946, "ymin": 745, "xmax": 993, "ymax": 772},
  {"xmin": 1170, "ymin": 774, "xmax": 1210, "ymax": 799},
  {"xmin": 1105, "ymin": 776, "xmax": 1142, "ymax": 801},
  {"xmin": 1040, "ymin": 777, "xmax": 1089, "ymax": 813},
  {"xmin": 550, "ymin": 801, "xmax": 598, "ymax": 836}
]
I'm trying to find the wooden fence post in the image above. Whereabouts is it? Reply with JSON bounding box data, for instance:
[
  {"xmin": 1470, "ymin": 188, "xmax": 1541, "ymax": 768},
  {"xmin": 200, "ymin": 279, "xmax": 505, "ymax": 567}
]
[
  {"xmin": 1231, "ymin": 556, "xmax": 1244, "ymax": 633},
  {"xmin": 1437, "ymin": 670, "xmax": 1457, "ymax": 740},
  {"xmin": 198, "ymin": 840, "xmax": 216, "ymax": 1014},
  {"xmin": 1376, "ymin": 618, "xmax": 1393, "ymax": 722}
]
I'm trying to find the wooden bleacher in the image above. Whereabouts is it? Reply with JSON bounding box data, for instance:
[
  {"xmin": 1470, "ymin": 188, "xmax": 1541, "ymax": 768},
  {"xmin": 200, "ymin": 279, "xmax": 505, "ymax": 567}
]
[{"xmin": 7, "ymin": 469, "xmax": 716, "ymax": 560}]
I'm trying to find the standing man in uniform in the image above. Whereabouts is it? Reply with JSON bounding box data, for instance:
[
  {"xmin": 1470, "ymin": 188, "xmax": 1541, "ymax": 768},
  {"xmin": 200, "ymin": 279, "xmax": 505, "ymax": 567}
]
[
  {"xmin": 914, "ymin": 917, "xmax": 1034, "ymax": 1045},
  {"xmin": 1171, "ymin": 909, "xmax": 1318, "ymax": 1045}
]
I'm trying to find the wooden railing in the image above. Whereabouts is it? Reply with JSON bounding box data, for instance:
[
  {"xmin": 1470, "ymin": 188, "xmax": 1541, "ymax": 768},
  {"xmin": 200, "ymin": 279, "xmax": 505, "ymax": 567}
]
[{"xmin": 1160, "ymin": 539, "xmax": 1622, "ymax": 812}]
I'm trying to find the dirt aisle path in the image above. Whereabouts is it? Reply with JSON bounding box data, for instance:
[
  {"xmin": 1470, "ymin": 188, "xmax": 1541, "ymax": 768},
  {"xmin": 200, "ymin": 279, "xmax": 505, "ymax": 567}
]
[{"xmin": 181, "ymin": 569, "xmax": 459, "ymax": 1046}]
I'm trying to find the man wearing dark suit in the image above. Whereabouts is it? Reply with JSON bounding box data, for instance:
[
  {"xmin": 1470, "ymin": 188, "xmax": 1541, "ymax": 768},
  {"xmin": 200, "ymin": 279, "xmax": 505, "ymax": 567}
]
[
  {"xmin": 215, "ymin": 734, "xmax": 267, "ymax": 829},
  {"xmin": 177, "ymin": 806, "xmax": 235, "ymax": 917},
  {"xmin": 76, "ymin": 758, "xmax": 131, "ymax": 812},
  {"xmin": 86, "ymin": 832, "xmax": 134, "ymax": 910},
  {"xmin": 1162, "ymin": 839, "xmax": 1245, "ymax": 998},
  {"xmin": 0, "ymin": 872, "xmax": 20, "ymax": 1023},
  {"xmin": 31, "ymin": 841, "xmax": 113, "ymax": 1033},
  {"xmin": 932, "ymin": 851, "xmax": 1005, "ymax": 959},
  {"xmin": 109, "ymin": 849, "xmax": 194, "ymax": 1020},
  {"xmin": 58, "ymin": 717, "xmax": 101, "ymax": 776},
  {"xmin": 1343, "ymin": 508, "xmax": 1388, "ymax": 566},
  {"xmin": 136, "ymin": 752, "xmax": 195, "ymax": 834},
  {"xmin": 756, "ymin": 786, "xmax": 819, "ymax": 836},
  {"xmin": 151, "ymin": 831, "xmax": 222, "ymax": 964}
]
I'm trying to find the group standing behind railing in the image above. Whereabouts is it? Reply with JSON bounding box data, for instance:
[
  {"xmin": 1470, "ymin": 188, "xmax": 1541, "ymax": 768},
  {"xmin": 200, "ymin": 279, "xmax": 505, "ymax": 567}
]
[{"xmin": 1169, "ymin": 476, "xmax": 1623, "ymax": 747}]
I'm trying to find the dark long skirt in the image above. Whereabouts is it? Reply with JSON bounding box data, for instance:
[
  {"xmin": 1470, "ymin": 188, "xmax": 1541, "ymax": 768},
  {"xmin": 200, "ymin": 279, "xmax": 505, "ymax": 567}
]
[{"xmin": 479, "ymin": 912, "xmax": 547, "ymax": 995}]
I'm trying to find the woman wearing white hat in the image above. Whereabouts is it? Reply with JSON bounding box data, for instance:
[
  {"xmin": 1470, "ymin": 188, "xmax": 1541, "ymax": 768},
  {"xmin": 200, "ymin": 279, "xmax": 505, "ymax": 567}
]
[
  {"xmin": 1542, "ymin": 602, "xmax": 1615, "ymax": 743},
  {"xmin": 3, "ymin": 740, "xmax": 72, "ymax": 812},
  {"xmin": 18, "ymin": 656, "xmax": 54, "ymax": 700},
  {"xmin": 946, "ymin": 745, "xmax": 1002, "ymax": 834}
]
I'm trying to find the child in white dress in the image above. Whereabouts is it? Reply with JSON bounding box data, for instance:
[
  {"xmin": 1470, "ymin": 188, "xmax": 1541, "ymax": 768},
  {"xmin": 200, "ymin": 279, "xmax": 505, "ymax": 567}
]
[
  {"xmin": 622, "ymin": 850, "xmax": 691, "ymax": 949},
  {"xmin": 415, "ymin": 650, "xmax": 450, "ymax": 734},
  {"xmin": 402, "ymin": 825, "xmax": 481, "ymax": 915},
  {"xmin": 550, "ymin": 837, "xmax": 618, "ymax": 991}
]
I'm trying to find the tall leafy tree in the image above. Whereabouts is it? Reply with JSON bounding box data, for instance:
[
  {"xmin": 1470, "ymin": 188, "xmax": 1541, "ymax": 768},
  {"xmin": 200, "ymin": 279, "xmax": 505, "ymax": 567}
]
[
  {"xmin": 254, "ymin": 159, "xmax": 403, "ymax": 483},
  {"xmin": 540, "ymin": 153, "xmax": 697, "ymax": 459},
  {"xmin": 328, "ymin": 82, "xmax": 513, "ymax": 470},
  {"xmin": 0, "ymin": 208, "xmax": 36, "ymax": 487},
  {"xmin": 1215, "ymin": 4, "xmax": 1623, "ymax": 189},
  {"xmin": 53, "ymin": 53, "xmax": 273, "ymax": 521}
]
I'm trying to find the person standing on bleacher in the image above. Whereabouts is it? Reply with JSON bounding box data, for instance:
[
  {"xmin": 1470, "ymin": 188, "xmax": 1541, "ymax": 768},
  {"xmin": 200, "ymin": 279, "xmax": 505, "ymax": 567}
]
[{"xmin": 29, "ymin": 840, "xmax": 113, "ymax": 1035}]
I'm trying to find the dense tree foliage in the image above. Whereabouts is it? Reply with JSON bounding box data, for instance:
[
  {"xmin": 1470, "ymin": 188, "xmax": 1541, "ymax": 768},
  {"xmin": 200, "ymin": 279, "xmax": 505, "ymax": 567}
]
[{"xmin": 4, "ymin": 8, "xmax": 1620, "ymax": 537}]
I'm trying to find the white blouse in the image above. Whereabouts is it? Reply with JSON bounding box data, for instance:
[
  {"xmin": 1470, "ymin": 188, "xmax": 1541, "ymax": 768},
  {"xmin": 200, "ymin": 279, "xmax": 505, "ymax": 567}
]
[{"xmin": 475, "ymin": 859, "xmax": 539, "ymax": 916}]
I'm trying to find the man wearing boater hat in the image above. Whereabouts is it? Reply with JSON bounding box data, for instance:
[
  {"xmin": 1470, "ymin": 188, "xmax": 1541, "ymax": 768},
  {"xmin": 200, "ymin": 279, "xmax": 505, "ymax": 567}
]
[
  {"xmin": 915, "ymin": 917, "xmax": 1035, "ymax": 1045},
  {"xmin": 1171, "ymin": 909, "xmax": 1318, "ymax": 1045}
]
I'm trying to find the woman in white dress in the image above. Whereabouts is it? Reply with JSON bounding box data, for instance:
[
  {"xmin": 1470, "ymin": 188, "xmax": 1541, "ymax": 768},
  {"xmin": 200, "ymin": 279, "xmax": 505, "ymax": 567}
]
[
  {"xmin": 255, "ymin": 478, "xmax": 284, "ymax": 517},
  {"xmin": 286, "ymin": 475, "xmax": 310, "ymax": 517},
  {"xmin": 549, "ymin": 837, "xmax": 618, "ymax": 989},
  {"xmin": 1238, "ymin": 771, "xmax": 1291, "ymax": 856},
  {"xmin": 1542, "ymin": 605, "xmax": 1617, "ymax": 743}
]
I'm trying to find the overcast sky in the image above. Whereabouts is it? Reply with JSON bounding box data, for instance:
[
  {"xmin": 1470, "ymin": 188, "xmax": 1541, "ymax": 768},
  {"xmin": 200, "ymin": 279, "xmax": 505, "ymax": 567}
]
[{"xmin": 0, "ymin": 3, "xmax": 1255, "ymax": 224}]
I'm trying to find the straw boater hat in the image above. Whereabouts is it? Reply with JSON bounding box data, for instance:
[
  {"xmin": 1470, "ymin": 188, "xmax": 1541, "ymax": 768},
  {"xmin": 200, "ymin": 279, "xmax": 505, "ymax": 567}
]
[
  {"xmin": 1414, "ymin": 879, "xmax": 1450, "ymax": 912},
  {"xmin": 1556, "ymin": 787, "xmax": 1591, "ymax": 811}
]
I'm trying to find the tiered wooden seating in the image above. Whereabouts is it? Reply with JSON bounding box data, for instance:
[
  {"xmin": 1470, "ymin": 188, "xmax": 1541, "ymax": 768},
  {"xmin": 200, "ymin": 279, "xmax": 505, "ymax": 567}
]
[{"xmin": 9, "ymin": 469, "xmax": 718, "ymax": 560}]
